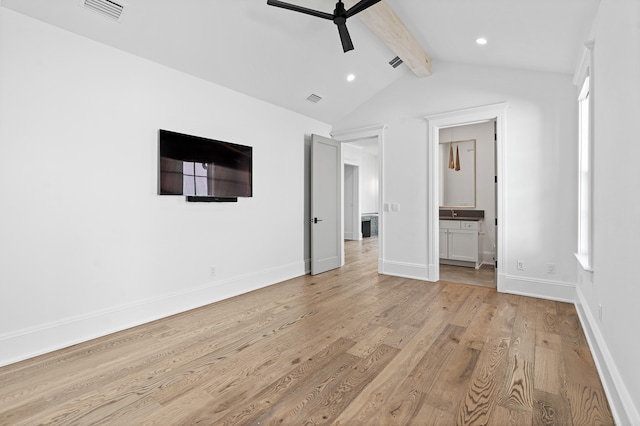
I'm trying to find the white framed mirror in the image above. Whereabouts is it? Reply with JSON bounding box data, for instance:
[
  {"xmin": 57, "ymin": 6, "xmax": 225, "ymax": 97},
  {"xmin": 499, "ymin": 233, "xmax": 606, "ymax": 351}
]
[{"xmin": 439, "ymin": 138, "xmax": 476, "ymax": 208}]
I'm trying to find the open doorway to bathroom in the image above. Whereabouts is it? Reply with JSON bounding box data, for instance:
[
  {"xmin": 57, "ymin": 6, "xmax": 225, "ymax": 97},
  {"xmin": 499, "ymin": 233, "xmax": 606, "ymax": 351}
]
[{"xmin": 438, "ymin": 120, "xmax": 497, "ymax": 288}]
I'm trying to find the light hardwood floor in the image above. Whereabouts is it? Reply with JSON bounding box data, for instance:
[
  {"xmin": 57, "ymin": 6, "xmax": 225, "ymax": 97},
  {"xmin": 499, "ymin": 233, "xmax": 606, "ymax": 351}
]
[
  {"xmin": 0, "ymin": 238, "xmax": 613, "ymax": 425},
  {"xmin": 440, "ymin": 263, "xmax": 496, "ymax": 289}
]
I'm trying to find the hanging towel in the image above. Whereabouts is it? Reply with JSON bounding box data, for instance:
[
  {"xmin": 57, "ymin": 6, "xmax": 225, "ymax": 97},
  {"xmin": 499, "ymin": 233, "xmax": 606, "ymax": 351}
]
[
  {"xmin": 455, "ymin": 145, "xmax": 461, "ymax": 171},
  {"xmin": 449, "ymin": 143, "xmax": 455, "ymax": 169}
]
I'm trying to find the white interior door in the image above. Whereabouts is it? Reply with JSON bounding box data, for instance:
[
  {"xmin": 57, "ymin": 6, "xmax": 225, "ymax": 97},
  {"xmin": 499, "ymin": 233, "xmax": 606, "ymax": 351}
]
[{"xmin": 311, "ymin": 134, "xmax": 342, "ymax": 275}]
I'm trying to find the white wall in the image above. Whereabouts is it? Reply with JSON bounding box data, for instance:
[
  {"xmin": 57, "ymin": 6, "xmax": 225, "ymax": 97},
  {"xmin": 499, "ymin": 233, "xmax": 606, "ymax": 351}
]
[
  {"xmin": 360, "ymin": 149, "xmax": 379, "ymax": 214},
  {"xmin": 343, "ymin": 164, "xmax": 357, "ymax": 240},
  {"xmin": 0, "ymin": 8, "xmax": 331, "ymax": 366},
  {"xmin": 333, "ymin": 60, "xmax": 578, "ymax": 299},
  {"xmin": 343, "ymin": 142, "xmax": 379, "ymax": 215},
  {"xmin": 575, "ymin": 0, "xmax": 640, "ymax": 423},
  {"xmin": 440, "ymin": 122, "xmax": 496, "ymax": 264}
]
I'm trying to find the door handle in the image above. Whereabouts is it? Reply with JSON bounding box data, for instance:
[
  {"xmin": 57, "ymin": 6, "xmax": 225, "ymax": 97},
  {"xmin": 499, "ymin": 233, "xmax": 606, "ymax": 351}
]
[{"xmin": 312, "ymin": 217, "xmax": 323, "ymax": 224}]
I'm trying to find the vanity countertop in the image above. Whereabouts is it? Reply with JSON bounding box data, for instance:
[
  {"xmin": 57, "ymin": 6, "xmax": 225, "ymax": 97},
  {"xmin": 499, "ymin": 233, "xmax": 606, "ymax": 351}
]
[{"xmin": 439, "ymin": 209, "xmax": 484, "ymax": 221}]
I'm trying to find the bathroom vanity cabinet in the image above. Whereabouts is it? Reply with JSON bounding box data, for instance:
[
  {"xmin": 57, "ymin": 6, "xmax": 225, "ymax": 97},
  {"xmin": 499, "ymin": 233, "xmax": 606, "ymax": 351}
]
[{"xmin": 439, "ymin": 219, "xmax": 482, "ymax": 268}]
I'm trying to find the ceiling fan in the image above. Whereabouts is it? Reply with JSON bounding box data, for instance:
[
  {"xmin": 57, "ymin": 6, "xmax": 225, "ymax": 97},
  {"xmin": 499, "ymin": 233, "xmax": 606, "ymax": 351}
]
[{"xmin": 266, "ymin": 0, "xmax": 382, "ymax": 52}]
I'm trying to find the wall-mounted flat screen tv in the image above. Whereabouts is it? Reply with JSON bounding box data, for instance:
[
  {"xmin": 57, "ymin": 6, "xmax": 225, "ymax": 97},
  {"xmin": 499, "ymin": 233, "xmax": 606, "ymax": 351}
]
[{"xmin": 159, "ymin": 129, "xmax": 252, "ymax": 200}]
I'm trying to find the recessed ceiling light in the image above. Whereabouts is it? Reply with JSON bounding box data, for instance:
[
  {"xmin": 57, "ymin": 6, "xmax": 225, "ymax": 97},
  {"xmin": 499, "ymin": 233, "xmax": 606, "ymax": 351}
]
[
  {"xmin": 476, "ymin": 38, "xmax": 487, "ymax": 45},
  {"xmin": 347, "ymin": 74, "xmax": 356, "ymax": 82}
]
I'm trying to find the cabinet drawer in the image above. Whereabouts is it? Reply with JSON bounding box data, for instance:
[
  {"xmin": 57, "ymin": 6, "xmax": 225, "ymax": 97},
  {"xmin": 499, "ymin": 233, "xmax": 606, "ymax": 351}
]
[
  {"xmin": 461, "ymin": 221, "xmax": 479, "ymax": 231},
  {"xmin": 439, "ymin": 220, "xmax": 461, "ymax": 229}
]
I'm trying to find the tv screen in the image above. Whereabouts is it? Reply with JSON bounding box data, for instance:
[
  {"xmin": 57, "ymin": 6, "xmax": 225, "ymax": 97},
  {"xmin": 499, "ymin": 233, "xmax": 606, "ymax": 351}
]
[{"xmin": 158, "ymin": 130, "xmax": 252, "ymax": 199}]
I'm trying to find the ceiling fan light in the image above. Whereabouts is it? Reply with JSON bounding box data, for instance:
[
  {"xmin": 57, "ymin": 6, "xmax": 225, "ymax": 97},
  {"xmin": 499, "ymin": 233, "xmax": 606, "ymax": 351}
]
[{"xmin": 476, "ymin": 38, "xmax": 487, "ymax": 45}]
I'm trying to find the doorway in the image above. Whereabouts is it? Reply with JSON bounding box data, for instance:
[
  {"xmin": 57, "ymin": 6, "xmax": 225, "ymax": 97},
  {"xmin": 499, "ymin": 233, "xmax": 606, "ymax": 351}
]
[
  {"xmin": 438, "ymin": 121, "xmax": 496, "ymax": 288},
  {"xmin": 331, "ymin": 125, "xmax": 385, "ymax": 273},
  {"xmin": 425, "ymin": 103, "xmax": 507, "ymax": 291}
]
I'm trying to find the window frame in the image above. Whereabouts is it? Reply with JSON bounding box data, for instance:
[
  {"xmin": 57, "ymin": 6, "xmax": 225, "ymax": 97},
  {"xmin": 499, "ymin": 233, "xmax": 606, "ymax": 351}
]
[{"xmin": 575, "ymin": 68, "xmax": 594, "ymax": 271}]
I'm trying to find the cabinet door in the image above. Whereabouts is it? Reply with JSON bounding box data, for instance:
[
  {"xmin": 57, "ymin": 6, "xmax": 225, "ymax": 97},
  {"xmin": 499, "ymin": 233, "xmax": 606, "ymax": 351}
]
[
  {"xmin": 448, "ymin": 229, "xmax": 478, "ymax": 262},
  {"xmin": 439, "ymin": 229, "xmax": 449, "ymax": 258}
]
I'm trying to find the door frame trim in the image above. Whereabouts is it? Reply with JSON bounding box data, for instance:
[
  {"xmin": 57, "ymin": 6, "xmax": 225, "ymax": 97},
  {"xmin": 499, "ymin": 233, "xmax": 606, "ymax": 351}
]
[
  {"xmin": 425, "ymin": 103, "xmax": 508, "ymax": 289},
  {"xmin": 331, "ymin": 124, "xmax": 386, "ymax": 273}
]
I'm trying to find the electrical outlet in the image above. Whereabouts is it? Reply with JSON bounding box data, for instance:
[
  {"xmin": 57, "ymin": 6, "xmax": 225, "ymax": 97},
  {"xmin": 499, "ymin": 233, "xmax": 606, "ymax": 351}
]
[
  {"xmin": 516, "ymin": 260, "xmax": 524, "ymax": 270},
  {"xmin": 546, "ymin": 263, "xmax": 557, "ymax": 274},
  {"xmin": 210, "ymin": 267, "xmax": 217, "ymax": 277}
]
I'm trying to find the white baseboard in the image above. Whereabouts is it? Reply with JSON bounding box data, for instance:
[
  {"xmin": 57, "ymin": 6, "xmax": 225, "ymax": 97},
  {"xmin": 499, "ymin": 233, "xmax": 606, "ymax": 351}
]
[
  {"xmin": 380, "ymin": 260, "xmax": 430, "ymax": 281},
  {"xmin": 575, "ymin": 287, "xmax": 640, "ymax": 426},
  {"xmin": 0, "ymin": 261, "xmax": 305, "ymax": 368},
  {"xmin": 498, "ymin": 273, "xmax": 575, "ymax": 303}
]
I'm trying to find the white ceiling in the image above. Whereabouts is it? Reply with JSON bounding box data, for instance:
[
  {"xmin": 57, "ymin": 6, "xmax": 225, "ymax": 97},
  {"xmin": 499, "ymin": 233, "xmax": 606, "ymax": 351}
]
[{"xmin": 1, "ymin": 0, "xmax": 600, "ymax": 124}]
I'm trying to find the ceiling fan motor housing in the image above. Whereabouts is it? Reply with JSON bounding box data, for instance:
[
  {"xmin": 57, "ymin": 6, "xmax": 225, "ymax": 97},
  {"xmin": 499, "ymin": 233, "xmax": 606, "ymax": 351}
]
[{"xmin": 333, "ymin": 1, "xmax": 347, "ymax": 24}]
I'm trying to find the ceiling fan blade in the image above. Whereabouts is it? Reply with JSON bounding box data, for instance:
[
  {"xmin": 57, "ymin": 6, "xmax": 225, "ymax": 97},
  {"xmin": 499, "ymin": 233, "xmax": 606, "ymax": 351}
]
[
  {"xmin": 345, "ymin": 0, "xmax": 382, "ymax": 18},
  {"xmin": 336, "ymin": 22, "xmax": 354, "ymax": 52},
  {"xmin": 266, "ymin": 0, "xmax": 334, "ymax": 20}
]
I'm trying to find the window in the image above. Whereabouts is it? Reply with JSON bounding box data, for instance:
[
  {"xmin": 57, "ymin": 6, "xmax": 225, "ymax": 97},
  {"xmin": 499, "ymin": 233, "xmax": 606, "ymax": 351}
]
[
  {"xmin": 183, "ymin": 162, "xmax": 210, "ymax": 196},
  {"xmin": 576, "ymin": 75, "xmax": 592, "ymax": 270}
]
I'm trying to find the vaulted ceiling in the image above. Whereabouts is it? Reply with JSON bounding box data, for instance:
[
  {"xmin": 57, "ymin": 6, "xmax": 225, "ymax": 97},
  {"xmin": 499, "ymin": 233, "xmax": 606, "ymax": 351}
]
[{"xmin": 1, "ymin": 0, "xmax": 600, "ymax": 123}]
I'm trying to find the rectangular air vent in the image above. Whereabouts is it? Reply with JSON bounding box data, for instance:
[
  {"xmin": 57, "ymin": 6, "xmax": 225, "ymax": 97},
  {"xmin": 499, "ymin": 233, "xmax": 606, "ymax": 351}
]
[
  {"xmin": 389, "ymin": 56, "xmax": 404, "ymax": 69},
  {"xmin": 84, "ymin": 0, "xmax": 124, "ymax": 21},
  {"xmin": 306, "ymin": 93, "xmax": 322, "ymax": 104}
]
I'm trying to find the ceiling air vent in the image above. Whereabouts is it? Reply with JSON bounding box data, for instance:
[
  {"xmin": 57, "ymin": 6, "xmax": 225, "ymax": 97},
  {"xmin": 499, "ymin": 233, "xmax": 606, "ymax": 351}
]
[
  {"xmin": 389, "ymin": 56, "xmax": 404, "ymax": 69},
  {"xmin": 83, "ymin": 0, "xmax": 124, "ymax": 21},
  {"xmin": 306, "ymin": 94, "xmax": 322, "ymax": 104}
]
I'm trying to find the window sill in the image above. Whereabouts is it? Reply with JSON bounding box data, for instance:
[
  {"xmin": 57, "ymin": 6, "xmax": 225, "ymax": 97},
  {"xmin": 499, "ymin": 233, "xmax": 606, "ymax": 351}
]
[{"xmin": 574, "ymin": 253, "xmax": 593, "ymax": 272}]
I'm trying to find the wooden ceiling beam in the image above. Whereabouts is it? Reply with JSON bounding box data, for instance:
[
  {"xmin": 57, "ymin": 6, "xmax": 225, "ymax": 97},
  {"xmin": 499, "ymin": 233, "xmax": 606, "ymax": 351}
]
[{"xmin": 346, "ymin": 0, "xmax": 432, "ymax": 77}]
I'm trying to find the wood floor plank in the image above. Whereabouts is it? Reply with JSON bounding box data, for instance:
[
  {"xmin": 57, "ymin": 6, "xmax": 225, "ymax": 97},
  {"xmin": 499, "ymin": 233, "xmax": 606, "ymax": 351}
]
[
  {"xmin": 533, "ymin": 389, "xmax": 572, "ymax": 426},
  {"xmin": 490, "ymin": 404, "xmax": 534, "ymax": 425},
  {"xmin": 217, "ymin": 339, "xmax": 360, "ymax": 425},
  {"xmin": 498, "ymin": 352, "xmax": 534, "ymax": 413},
  {"xmin": 424, "ymin": 344, "xmax": 481, "ymax": 414},
  {"xmin": 534, "ymin": 345, "xmax": 564, "ymax": 395},
  {"xmin": 449, "ymin": 287, "xmax": 487, "ymax": 327},
  {"xmin": 536, "ymin": 298, "xmax": 560, "ymax": 334},
  {"xmin": 556, "ymin": 300, "xmax": 588, "ymax": 345},
  {"xmin": 561, "ymin": 341, "xmax": 602, "ymax": 390},
  {"xmin": 0, "ymin": 237, "xmax": 613, "ymax": 425},
  {"xmin": 456, "ymin": 335, "xmax": 511, "ymax": 424},
  {"xmin": 457, "ymin": 301, "xmax": 498, "ymax": 351},
  {"xmin": 377, "ymin": 324, "xmax": 466, "ymax": 424},
  {"xmin": 284, "ymin": 343, "xmax": 400, "ymax": 425},
  {"xmin": 565, "ymin": 381, "xmax": 614, "ymax": 425}
]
